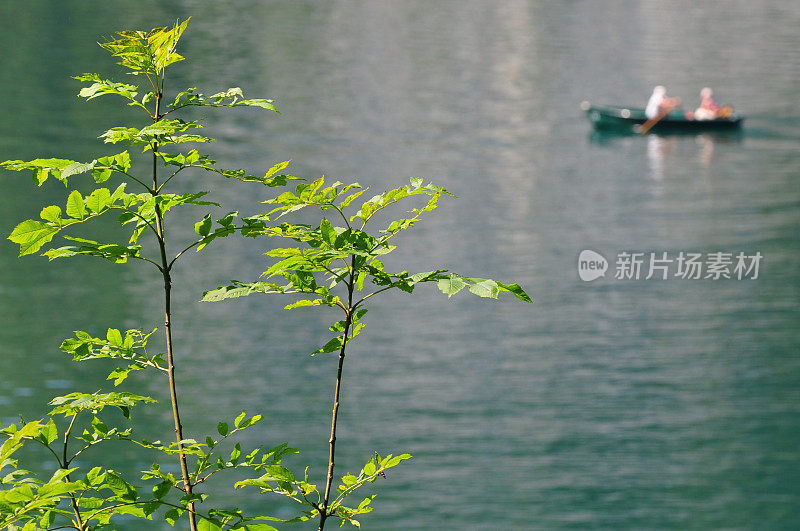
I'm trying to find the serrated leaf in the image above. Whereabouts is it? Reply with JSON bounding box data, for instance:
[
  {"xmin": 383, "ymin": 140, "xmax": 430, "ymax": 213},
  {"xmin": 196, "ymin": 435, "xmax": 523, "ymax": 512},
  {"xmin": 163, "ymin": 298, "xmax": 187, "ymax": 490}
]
[
  {"xmin": 39, "ymin": 205, "xmax": 63, "ymax": 223},
  {"xmin": 62, "ymin": 161, "xmax": 94, "ymax": 180},
  {"xmin": 104, "ymin": 471, "xmax": 137, "ymax": 501},
  {"xmin": 201, "ymin": 281, "xmax": 283, "ymax": 302},
  {"xmin": 468, "ymin": 279, "xmax": 500, "ymax": 299},
  {"xmin": 437, "ymin": 274, "xmax": 466, "ymax": 298},
  {"xmin": 86, "ymin": 188, "xmax": 112, "ymax": 213},
  {"xmin": 106, "ymin": 328, "xmax": 123, "ymax": 346},
  {"xmin": 8, "ymin": 220, "xmax": 59, "ymax": 256},
  {"xmin": 65, "ymin": 190, "xmax": 86, "ymax": 219},
  {"xmin": 320, "ymin": 218, "xmax": 337, "ymax": 247},
  {"xmin": 42, "ymin": 418, "xmax": 58, "ymax": 445},
  {"xmin": 261, "ymin": 464, "xmax": 295, "ymax": 483}
]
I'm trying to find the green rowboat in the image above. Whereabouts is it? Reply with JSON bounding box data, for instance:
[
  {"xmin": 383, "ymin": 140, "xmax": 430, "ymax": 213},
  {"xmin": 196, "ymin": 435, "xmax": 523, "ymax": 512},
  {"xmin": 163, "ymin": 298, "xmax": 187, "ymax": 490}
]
[{"xmin": 582, "ymin": 102, "xmax": 744, "ymax": 133}]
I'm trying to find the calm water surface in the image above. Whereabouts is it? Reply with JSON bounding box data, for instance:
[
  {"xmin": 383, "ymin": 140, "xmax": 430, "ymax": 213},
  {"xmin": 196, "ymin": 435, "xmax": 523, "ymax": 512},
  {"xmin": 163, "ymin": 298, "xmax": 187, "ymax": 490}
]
[{"xmin": 1, "ymin": 1, "xmax": 799, "ymax": 529}]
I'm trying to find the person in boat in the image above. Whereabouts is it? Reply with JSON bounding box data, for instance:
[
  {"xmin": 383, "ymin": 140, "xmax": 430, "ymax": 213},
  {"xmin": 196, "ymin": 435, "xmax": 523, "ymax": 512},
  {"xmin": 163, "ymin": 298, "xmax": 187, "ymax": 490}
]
[
  {"xmin": 645, "ymin": 86, "xmax": 681, "ymax": 119},
  {"xmin": 694, "ymin": 87, "xmax": 720, "ymax": 120}
]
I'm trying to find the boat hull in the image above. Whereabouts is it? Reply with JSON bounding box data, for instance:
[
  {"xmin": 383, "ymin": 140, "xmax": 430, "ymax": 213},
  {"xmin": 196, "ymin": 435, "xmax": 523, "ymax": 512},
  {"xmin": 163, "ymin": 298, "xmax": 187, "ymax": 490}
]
[{"xmin": 584, "ymin": 104, "xmax": 744, "ymax": 133}]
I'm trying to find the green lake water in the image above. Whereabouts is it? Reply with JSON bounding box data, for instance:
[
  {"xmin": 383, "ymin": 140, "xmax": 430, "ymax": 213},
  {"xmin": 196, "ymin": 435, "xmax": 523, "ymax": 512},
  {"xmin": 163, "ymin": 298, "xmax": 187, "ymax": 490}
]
[{"xmin": 1, "ymin": 1, "xmax": 799, "ymax": 529}]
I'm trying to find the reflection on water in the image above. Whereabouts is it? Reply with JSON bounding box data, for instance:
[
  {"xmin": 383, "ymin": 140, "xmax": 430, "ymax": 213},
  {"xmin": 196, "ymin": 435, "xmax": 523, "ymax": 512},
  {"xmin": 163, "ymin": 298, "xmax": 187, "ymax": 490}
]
[
  {"xmin": 646, "ymin": 133, "xmax": 722, "ymax": 180},
  {"xmin": 1, "ymin": 1, "xmax": 799, "ymax": 528},
  {"xmin": 646, "ymin": 135, "xmax": 671, "ymax": 180}
]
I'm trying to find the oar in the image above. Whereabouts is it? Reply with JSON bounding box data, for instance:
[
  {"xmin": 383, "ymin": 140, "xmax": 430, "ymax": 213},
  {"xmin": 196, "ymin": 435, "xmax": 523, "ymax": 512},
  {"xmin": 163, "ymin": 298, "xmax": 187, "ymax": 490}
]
[{"xmin": 638, "ymin": 98, "xmax": 679, "ymax": 135}]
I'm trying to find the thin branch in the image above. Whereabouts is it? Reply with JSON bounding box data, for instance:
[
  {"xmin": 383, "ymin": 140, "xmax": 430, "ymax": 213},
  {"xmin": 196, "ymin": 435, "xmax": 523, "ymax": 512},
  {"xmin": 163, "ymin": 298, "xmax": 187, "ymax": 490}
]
[
  {"xmin": 353, "ymin": 285, "xmax": 395, "ymax": 308},
  {"xmin": 28, "ymin": 434, "xmax": 65, "ymax": 467},
  {"xmin": 160, "ymin": 105, "xmax": 186, "ymax": 117},
  {"xmin": 314, "ymin": 257, "xmax": 349, "ymax": 288},
  {"xmin": 331, "ymin": 204, "xmax": 351, "ymax": 230},
  {"xmin": 144, "ymin": 72, "xmax": 158, "ymax": 98},
  {"xmin": 156, "ymin": 165, "xmax": 188, "ymax": 193},
  {"xmin": 108, "ymin": 205, "xmax": 160, "ymax": 242},
  {"xmin": 299, "ymin": 487, "xmax": 321, "ymax": 511},
  {"xmin": 72, "ymin": 436, "xmax": 122, "ymax": 461},
  {"xmin": 168, "ymin": 232, "xmax": 220, "ymax": 270},
  {"xmin": 114, "ymin": 170, "xmax": 152, "ymax": 192},
  {"xmin": 62, "ymin": 414, "xmax": 78, "ymax": 466},
  {"xmin": 129, "ymin": 254, "xmax": 165, "ymax": 272}
]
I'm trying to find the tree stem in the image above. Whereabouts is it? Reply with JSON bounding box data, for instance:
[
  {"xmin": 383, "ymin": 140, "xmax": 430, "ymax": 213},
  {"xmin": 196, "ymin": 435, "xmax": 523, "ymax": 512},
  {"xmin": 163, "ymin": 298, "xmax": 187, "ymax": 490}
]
[
  {"xmin": 319, "ymin": 260, "xmax": 355, "ymax": 530},
  {"xmin": 153, "ymin": 87, "xmax": 197, "ymax": 531},
  {"xmin": 63, "ymin": 414, "xmax": 86, "ymax": 531}
]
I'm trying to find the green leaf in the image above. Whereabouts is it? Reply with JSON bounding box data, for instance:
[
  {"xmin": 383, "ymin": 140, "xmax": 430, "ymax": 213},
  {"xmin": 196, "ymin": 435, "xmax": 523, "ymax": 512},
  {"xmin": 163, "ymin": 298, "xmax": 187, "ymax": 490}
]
[
  {"xmin": 320, "ymin": 218, "xmax": 337, "ymax": 247},
  {"xmin": 92, "ymin": 168, "xmax": 112, "ymax": 183},
  {"xmin": 1, "ymin": 157, "xmax": 78, "ymax": 186},
  {"xmin": 106, "ymin": 328, "xmax": 123, "ymax": 346},
  {"xmin": 62, "ymin": 161, "xmax": 95, "ymax": 181},
  {"xmin": 468, "ymin": 279, "xmax": 500, "ymax": 299},
  {"xmin": 39, "ymin": 205, "xmax": 63, "ymax": 223},
  {"xmin": 48, "ymin": 391, "xmax": 156, "ymax": 416},
  {"xmin": 231, "ymin": 524, "xmax": 279, "ymax": 531},
  {"xmin": 384, "ymin": 453, "xmax": 412, "ymax": 468},
  {"xmin": 261, "ymin": 464, "xmax": 295, "ymax": 484},
  {"xmin": 217, "ymin": 211, "xmax": 237, "ymax": 228},
  {"xmin": 100, "ymin": 19, "xmax": 188, "ymax": 76},
  {"xmin": 497, "ymin": 282, "xmax": 533, "ymax": 303},
  {"xmin": 42, "ymin": 419, "xmax": 58, "ymax": 445},
  {"xmin": 93, "ymin": 151, "xmax": 131, "ymax": 182},
  {"xmin": 106, "ymin": 365, "xmax": 143, "ymax": 386},
  {"xmin": 153, "ymin": 480, "xmax": 172, "ymax": 499},
  {"xmin": 53, "ymin": 237, "xmax": 142, "ymax": 264},
  {"xmin": 437, "ymin": 274, "xmax": 466, "ymax": 298},
  {"xmin": 165, "ymin": 508, "xmax": 183, "ymax": 526},
  {"xmin": 201, "ymin": 281, "xmax": 284, "ymax": 302},
  {"xmin": 104, "ymin": 470, "xmax": 137, "ymax": 501},
  {"xmin": 264, "ymin": 160, "xmax": 291, "ymax": 179},
  {"xmin": 230, "ymin": 442, "xmax": 242, "ymax": 464},
  {"xmin": 86, "ymin": 188, "xmax": 112, "ymax": 213},
  {"xmin": 217, "ymin": 422, "xmax": 229, "ymax": 437},
  {"xmin": 39, "ymin": 509, "xmax": 56, "ymax": 528},
  {"xmin": 65, "ymin": 190, "xmax": 87, "ymax": 219},
  {"xmin": 313, "ymin": 335, "xmax": 343, "ymax": 355},
  {"xmin": 284, "ymin": 298, "xmax": 329, "ymax": 310},
  {"xmin": 75, "ymin": 74, "xmax": 144, "ymax": 108},
  {"xmin": 339, "ymin": 188, "xmax": 365, "ymax": 208},
  {"xmin": 195, "ymin": 214, "xmax": 212, "ymax": 237},
  {"xmin": 8, "ymin": 220, "xmax": 59, "ymax": 256},
  {"xmin": 91, "ymin": 415, "xmax": 109, "ymax": 436},
  {"xmin": 198, "ymin": 519, "xmax": 223, "ymax": 531}
]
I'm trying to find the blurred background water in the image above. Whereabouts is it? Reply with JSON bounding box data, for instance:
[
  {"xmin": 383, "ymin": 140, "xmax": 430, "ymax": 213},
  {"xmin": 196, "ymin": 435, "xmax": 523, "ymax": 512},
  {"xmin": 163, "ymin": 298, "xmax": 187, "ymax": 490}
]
[{"xmin": 1, "ymin": 1, "xmax": 799, "ymax": 529}]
